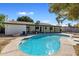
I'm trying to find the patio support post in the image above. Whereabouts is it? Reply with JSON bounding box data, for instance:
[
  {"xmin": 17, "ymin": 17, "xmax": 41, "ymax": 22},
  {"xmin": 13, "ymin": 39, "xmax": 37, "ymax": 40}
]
[
  {"xmin": 35, "ymin": 25, "xmax": 36, "ymax": 34},
  {"xmin": 43, "ymin": 26, "xmax": 44, "ymax": 33}
]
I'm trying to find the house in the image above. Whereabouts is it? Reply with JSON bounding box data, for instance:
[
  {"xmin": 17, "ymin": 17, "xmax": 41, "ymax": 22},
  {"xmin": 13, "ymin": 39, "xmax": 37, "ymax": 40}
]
[{"xmin": 4, "ymin": 21, "xmax": 61, "ymax": 35}]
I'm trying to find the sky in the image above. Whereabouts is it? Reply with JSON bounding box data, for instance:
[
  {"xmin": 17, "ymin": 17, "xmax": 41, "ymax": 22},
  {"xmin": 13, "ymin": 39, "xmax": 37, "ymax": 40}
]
[{"xmin": 0, "ymin": 3, "xmax": 77, "ymax": 25}]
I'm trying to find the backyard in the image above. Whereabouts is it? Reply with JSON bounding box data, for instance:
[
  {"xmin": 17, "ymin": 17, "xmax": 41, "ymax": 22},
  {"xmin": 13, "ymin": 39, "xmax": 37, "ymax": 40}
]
[
  {"xmin": 0, "ymin": 33, "xmax": 78, "ymax": 56},
  {"xmin": 0, "ymin": 3, "xmax": 79, "ymax": 56}
]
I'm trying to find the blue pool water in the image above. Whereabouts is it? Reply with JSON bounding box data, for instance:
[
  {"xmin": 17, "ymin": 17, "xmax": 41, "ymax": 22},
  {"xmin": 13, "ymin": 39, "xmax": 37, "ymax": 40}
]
[{"xmin": 18, "ymin": 33, "xmax": 68, "ymax": 56}]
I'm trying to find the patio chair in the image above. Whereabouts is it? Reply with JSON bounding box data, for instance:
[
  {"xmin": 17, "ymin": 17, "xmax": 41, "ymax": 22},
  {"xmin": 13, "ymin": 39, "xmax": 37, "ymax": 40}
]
[{"xmin": 12, "ymin": 33, "xmax": 20, "ymax": 37}]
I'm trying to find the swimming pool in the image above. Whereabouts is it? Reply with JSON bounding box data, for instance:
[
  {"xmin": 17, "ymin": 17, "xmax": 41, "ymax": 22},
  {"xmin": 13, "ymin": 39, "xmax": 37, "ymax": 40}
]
[{"xmin": 18, "ymin": 33, "xmax": 69, "ymax": 56}]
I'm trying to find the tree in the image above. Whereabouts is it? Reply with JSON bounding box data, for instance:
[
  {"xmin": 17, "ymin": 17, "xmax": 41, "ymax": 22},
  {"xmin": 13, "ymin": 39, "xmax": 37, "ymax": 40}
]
[
  {"xmin": 49, "ymin": 3, "xmax": 68, "ymax": 25},
  {"xmin": 68, "ymin": 23, "xmax": 72, "ymax": 27},
  {"xmin": 35, "ymin": 20, "xmax": 40, "ymax": 24},
  {"xmin": 0, "ymin": 14, "xmax": 5, "ymax": 21},
  {"xmin": 49, "ymin": 3, "xmax": 79, "ymax": 25},
  {"xmin": 0, "ymin": 14, "xmax": 6, "ymax": 28},
  {"xmin": 0, "ymin": 14, "xmax": 6, "ymax": 33},
  {"xmin": 56, "ymin": 15, "xmax": 66, "ymax": 26},
  {"xmin": 17, "ymin": 16, "xmax": 34, "ymax": 22},
  {"xmin": 74, "ymin": 24, "xmax": 79, "ymax": 28}
]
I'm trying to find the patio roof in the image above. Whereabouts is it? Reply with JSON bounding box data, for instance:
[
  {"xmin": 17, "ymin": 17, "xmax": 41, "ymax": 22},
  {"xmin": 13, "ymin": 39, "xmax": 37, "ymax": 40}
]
[
  {"xmin": 3, "ymin": 21, "xmax": 35, "ymax": 25},
  {"xmin": 3, "ymin": 21, "xmax": 61, "ymax": 27}
]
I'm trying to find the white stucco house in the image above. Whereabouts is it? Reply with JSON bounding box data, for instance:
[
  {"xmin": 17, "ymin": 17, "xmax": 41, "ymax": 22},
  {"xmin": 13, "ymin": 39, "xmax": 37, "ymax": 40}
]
[{"xmin": 4, "ymin": 21, "xmax": 61, "ymax": 35}]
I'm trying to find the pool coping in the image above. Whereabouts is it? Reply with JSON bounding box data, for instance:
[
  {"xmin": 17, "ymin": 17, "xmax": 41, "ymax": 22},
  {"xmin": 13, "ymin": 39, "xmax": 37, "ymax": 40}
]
[
  {"xmin": 0, "ymin": 33, "xmax": 76, "ymax": 56},
  {"xmin": 0, "ymin": 35, "xmax": 34, "ymax": 55}
]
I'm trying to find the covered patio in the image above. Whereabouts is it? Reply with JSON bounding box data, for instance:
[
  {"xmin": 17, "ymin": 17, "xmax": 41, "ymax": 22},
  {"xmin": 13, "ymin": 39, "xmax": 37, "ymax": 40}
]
[{"xmin": 26, "ymin": 24, "xmax": 61, "ymax": 34}]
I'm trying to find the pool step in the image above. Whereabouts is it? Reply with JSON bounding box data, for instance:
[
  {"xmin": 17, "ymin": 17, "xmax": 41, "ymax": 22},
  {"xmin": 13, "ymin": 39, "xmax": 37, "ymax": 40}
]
[{"xmin": 72, "ymin": 38, "xmax": 79, "ymax": 44}]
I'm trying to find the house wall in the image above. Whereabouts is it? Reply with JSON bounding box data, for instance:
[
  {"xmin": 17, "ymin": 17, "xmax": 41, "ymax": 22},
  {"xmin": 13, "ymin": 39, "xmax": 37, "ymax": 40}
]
[{"xmin": 5, "ymin": 24, "xmax": 26, "ymax": 35}]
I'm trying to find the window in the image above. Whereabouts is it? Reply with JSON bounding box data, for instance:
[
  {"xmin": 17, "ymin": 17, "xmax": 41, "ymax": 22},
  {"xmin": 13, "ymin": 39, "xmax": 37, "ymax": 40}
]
[
  {"xmin": 36, "ymin": 27, "xmax": 39, "ymax": 29},
  {"xmin": 27, "ymin": 27, "xmax": 29, "ymax": 28},
  {"xmin": 45, "ymin": 27, "xmax": 47, "ymax": 29},
  {"xmin": 50, "ymin": 27, "xmax": 52, "ymax": 30}
]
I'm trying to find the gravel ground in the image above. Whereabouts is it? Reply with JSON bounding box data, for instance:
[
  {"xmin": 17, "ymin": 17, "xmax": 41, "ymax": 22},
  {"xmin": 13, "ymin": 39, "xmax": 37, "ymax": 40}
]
[
  {"xmin": 73, "ymin": 44, "xmax": 79, "ymax": 56},
  {"xmin": 0, "ymin": 37, "xmax": 16, "ymax": 53}
]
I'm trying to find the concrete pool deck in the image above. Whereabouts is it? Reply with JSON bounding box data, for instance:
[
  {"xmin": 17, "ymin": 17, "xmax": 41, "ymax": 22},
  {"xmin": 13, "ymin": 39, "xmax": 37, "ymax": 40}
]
[
  {"xmin": 0, "ymin": 35, "xmax": 34, "ymax": 56},
  {"xmin": 53, "ymin": 37, "xmax": 76, "ymax": 56},
  {"xmin": 0, "ymin": 35, "xmax": 76, "ymax": 56}
]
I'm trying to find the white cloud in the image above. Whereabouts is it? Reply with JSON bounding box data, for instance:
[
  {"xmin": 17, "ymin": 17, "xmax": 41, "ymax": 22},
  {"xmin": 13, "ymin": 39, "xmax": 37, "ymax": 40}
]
[
  {"xmin": 18, "ymin": 11, "xmax": 34, "ymax": 15},
  {"xmin": 29, "ymin": 12, "xmax": 34, "ymax": 15},
  {"xmin": 18, "ymin": 12, "xmax": 27, "ymax": 15}
]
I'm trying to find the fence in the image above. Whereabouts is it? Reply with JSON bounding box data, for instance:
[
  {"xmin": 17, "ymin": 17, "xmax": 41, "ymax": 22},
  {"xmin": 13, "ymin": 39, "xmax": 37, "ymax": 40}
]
[{"xmin": 61, "ymin": 27, "xmax": 79, "ymax": 33}]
